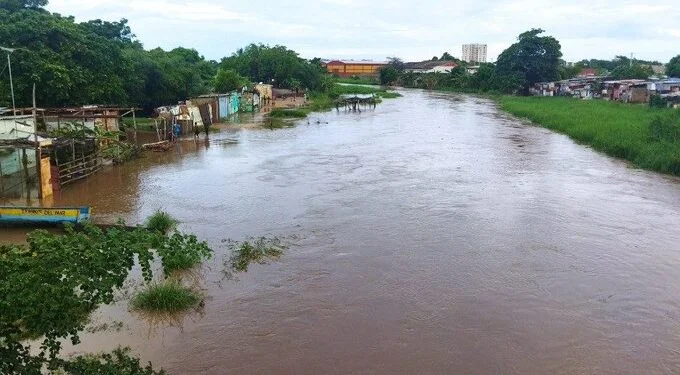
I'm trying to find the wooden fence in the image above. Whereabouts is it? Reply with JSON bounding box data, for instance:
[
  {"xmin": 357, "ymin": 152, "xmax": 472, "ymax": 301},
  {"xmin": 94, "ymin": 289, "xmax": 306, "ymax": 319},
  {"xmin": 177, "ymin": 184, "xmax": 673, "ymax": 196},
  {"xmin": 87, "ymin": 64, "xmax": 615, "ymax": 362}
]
[{"xmin": 56, "ymin": 152, "xmax": 101, "ymax": 186}]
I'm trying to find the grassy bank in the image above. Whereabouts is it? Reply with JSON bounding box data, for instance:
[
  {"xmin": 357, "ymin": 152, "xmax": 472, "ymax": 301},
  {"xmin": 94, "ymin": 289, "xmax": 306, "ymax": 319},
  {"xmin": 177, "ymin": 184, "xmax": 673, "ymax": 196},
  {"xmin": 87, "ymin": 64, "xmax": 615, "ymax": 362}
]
[
  {"xmin": 497, "ymin": 96, "xmax": 680, "ymax": 175},
  {"xmin": 334, "ymin": 76, "xmax": 380, "ymax": 85}
]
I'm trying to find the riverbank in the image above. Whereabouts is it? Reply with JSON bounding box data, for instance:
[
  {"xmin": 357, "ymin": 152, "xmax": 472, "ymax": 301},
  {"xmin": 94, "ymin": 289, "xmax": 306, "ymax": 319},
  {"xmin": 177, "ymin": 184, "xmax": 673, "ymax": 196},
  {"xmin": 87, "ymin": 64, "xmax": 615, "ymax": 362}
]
[{"xmin": 497, "ymin": 96, "xmax": 680, "ymax": 175}]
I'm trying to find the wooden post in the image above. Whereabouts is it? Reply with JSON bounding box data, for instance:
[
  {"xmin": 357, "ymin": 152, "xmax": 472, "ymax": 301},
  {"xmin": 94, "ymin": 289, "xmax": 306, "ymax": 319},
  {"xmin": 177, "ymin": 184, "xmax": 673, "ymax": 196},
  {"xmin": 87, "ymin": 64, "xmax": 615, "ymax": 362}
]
[
  {"xmin": 21, "ymin": 149, "xmax": 29, "ymax": 197},
  {"xmin": 132, "ymin": 108, "xmax": 138, "ymax": 146},
  {"xmin": 0, "ymin": 162, "xmax": 4, "ymax": 193},
  {"xmin": 33, "ymin": 83, "xmax": 42, "ymax": 199}
]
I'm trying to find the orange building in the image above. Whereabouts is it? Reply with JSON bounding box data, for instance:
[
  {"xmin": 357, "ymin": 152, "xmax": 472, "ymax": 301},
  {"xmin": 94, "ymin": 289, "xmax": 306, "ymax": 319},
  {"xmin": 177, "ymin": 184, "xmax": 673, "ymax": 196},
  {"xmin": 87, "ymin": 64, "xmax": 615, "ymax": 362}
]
[{"xmin": 325, "ymin": 60, "xmax": 388, "ymax": 77}]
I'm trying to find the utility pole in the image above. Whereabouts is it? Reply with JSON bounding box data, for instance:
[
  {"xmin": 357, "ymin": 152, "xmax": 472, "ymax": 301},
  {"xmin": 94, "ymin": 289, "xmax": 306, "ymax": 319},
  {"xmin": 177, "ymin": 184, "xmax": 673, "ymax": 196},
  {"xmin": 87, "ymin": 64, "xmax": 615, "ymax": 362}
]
[
  {"xmin": 6, "ymin": 51, "xmax": 16, "ymax": 117},
  {"xmin": 33, "ymin": 83, "xmax": 42, "ymax": 199},
  {"xmin": 1, "ymin": 47, "xmax": 18, "ymax": 139}
]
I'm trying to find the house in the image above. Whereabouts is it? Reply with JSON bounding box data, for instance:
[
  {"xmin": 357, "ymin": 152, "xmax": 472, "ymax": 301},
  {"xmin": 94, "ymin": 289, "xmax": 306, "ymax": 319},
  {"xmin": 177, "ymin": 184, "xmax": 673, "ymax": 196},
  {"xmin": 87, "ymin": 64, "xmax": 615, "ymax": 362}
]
[
  {"xmin": 426, "ymin": 62, "xmax": 458, "ymax": 74},
  {"xmin": 649, "ymin": 78, "xmax": 680, "ymax": 94},
  {"xmin": 577, "ymin": 68, "xmax": 598, "ymax": 78},
  {"xmin": 39, "ymin": 106, "xmax": 125, "ymax": 133},
  {"xmin": 325, "ymin": 60, "xmax": 388, "ymax": 77},
  {"xmin": 466, "ymin": 65, "xmax": 480, "ymax": 75},
  {"xmin": 255, "ymin": 84, "xmax": 273, "ymax": 106},
  {"xmin": 628, "ymin": 83, "xmax": 650, "ymax": 103},
  {"xmin": 603, "ymin": 80, "xmax": 648, "ymax": 101},
  {"xmin": 196, "ymin": 92, "xmax": 241, "ymax": 120},
  {"xmin": 0, "ymin": 115, "xmax": 35, "ymax": 140}
]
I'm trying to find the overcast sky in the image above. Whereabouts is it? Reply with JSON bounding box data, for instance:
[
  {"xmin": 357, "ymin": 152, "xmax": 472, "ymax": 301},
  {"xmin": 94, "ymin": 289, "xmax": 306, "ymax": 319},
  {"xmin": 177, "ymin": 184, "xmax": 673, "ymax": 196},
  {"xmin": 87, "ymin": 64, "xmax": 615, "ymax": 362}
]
[{"xmin": 47, "ymin": 0, "xmax": 679, "ymax": 63}]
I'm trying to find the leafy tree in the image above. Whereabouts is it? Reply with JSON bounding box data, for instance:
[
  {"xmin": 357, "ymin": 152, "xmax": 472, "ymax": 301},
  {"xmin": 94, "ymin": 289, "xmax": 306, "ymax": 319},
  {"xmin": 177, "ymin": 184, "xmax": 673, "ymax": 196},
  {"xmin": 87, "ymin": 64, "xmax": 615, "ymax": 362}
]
[
  {"xmin": 495, "ymin": 28, "xmax": 562, "ymax": 93},
  {"xmin": 668, "ymin": 55, "xmax": 680, "ymax": 78},
  {"xmin": 379, "ymin": 66, "xmax": 400, "ymax": 85},
  {"xmin": 610, "ymin": 63, "xmax": 653, "ymax": 79},
  {"xmin": 431, "ymin": 56, "xmax": 439, "ymax": 61},
  {"xmin": 213, "ymin": 68, "xmax": 245, "ymax": 93},
  {"xmin": 385, "ymin": 57, "xmax": 406, "ymax": 71},
  {"xmin": 220, "ymin": 44, "xmax": 321, "ymax": 90},
  {"xmin": 440, "ymin": 52, "xmax": 455, "ymax": 61}
]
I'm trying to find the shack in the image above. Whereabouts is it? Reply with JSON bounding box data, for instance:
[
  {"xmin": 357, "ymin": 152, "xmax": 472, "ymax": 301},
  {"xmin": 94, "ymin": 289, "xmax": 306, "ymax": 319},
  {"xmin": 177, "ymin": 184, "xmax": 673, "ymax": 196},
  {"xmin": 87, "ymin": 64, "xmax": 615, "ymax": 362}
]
[
  {"xmin": 603, "ymin": 80, "xmax": 648, "ymax": 101},
  {"xmin": 0, "ymin": 134, "xmax": 53, "ymax": 200},
  {"xmin": 255, "ymin": 84, "xmax": 273, "ymax": 106},
  {"xmin": 196, "ymin": 92, "xmax": 241, "ymax": 121},
  {"xmin": 337, "ymin": 94, "xmax": 377, "ymax": 111}
]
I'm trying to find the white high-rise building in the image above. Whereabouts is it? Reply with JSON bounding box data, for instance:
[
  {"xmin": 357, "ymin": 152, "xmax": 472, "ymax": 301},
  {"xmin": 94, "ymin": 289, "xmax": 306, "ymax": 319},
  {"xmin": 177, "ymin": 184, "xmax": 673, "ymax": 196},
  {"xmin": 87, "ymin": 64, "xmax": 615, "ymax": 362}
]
[{"xmin": 462, "ymin": 44, "xmax": 487, "ymax": 63}]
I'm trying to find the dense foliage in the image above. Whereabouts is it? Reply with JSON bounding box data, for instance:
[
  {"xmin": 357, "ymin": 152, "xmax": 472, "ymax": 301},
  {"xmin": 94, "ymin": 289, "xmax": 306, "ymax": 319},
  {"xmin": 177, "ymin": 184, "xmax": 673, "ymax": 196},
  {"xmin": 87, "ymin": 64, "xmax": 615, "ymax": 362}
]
[
  {"xmin": 380, "ymin": 29, "xmax": 562, "ymax": 94},
  {"xmin": 213, "ymin": 68, "xmax": 248, "ymax": 93},
  {"xmin": 495, "ymin": 28, "xmax": 562, "ymax": 93},
  {"xmin": 0, "ymin": 223, "xmax": 211, "ymax": 374},
  {"xmin": 219, "ymin": 44, "xmax": 325, "ymax": 91},
  {"xmin": 0, "ymin": 1, "xmax": 216, "ymax": 112},
  {"xmin": 668, "ymin": 55, "xmax": 680, "ymax": 78}
]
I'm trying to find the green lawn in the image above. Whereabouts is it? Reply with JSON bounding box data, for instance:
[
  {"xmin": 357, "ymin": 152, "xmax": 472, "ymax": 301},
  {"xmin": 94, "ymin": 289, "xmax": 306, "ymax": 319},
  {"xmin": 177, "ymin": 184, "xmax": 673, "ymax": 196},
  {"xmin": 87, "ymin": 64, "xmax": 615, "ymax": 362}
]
[{"xmin": 497, "ymin": 96, "xmax": 680, "ymax": 175}]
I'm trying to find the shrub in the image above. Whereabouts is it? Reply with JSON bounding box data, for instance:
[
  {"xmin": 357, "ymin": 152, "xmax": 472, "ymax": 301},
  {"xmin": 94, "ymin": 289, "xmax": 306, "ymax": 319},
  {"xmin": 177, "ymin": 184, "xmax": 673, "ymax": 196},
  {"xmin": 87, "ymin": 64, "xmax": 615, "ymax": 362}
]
[
  {"xmin": 145, "ymin": 211, "xmax": 177, "ymax": 233},
  {"xmin": 130, "ymin": 282, "xmax": 202, "ymax": 313},
  {"xmin": 156, "ymin": 232, "xmax": 212, "ymax": 276},
  {"xmin": 650, "ymin": 94, "xmax": 667, "ymax": 109}
]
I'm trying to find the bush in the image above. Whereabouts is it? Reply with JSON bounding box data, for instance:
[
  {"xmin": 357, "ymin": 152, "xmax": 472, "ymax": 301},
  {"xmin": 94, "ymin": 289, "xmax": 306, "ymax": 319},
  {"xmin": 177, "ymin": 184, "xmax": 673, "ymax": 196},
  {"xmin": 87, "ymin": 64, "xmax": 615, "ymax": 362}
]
[
  {"xmin": 156, "ymin": 232, "xmax": 212, "ymax": 276},
  {"xmin": 130, "ymin": 282, "xmax": 202, "ymax": 313},
  {"xmin": 145, "ymin": 211, "xmax": 177, "ymax": 233},
  {"xmin": 650, "ymin": 94, "xmax": 668, "ymax": 109},
  {"xmin": 60, "ymin": 348, "xmax": 165, "ymax": 375}
]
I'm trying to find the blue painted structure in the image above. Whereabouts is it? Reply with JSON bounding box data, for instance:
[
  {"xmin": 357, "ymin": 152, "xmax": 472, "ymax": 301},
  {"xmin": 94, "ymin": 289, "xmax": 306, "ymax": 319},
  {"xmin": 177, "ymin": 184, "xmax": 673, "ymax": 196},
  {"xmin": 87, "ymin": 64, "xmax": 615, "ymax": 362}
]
[{"xmin": 0, "ymin": 206, "xmax": 91, "ymax": 225}]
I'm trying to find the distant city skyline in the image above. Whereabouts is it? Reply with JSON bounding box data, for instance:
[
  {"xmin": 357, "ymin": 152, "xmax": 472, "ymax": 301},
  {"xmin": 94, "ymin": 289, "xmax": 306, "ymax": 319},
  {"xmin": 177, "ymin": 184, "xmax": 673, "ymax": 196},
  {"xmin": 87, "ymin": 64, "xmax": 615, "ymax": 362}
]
[
  {"xmin": 46, "ymin": 0, "xmax": 679, "ymax": 63},
  {"xmin": 462, "ymin": 44, "xmax": 488, "ymax": 64}
]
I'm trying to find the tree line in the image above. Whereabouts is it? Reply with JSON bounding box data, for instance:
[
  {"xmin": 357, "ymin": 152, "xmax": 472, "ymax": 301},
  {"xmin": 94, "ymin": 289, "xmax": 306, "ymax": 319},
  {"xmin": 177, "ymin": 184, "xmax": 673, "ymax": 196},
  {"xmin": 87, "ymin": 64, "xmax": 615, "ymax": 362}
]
[
  {"xmin": 380, "ymin": 29, "xmax": 680, "ymax": 94},
  {"xmin": 0, "ymin": 1, "xmax": 326, "ymax": 113}
]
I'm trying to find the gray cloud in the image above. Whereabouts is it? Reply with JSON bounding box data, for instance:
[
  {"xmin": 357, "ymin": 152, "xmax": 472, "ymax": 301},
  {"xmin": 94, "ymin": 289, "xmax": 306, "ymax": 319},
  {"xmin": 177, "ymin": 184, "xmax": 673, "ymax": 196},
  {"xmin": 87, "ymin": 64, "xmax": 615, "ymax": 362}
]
[{"xmin": 48, "ymin": 0, "xmax": 679, "ymax": 62}]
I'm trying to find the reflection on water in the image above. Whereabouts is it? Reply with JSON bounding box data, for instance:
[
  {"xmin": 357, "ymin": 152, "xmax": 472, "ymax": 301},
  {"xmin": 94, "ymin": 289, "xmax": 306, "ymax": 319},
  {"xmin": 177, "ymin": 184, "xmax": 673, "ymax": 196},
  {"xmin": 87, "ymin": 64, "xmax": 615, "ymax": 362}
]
[{"xmin": 29, "ymin": 90, "xmax": 680, "ymax": 373}]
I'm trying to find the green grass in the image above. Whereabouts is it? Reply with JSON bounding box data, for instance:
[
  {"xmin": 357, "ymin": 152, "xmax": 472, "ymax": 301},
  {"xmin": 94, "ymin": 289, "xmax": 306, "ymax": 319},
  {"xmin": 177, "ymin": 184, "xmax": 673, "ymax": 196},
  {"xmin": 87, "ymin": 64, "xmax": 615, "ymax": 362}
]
[
  {"xmin": 334, "ymin": 76, "xmax": 380, "ymax": 85},
  {"xmin": 270, "ymin": 108, "xmax": 308, "ymax": 118},
  {"xmin": 497, "ymin": 96, "xmax": 680, "ymax": 175},
  {"xmin": 130, "ymin": 282, "xmax": 202, "ymax": 313},
  {"xmin": 227, "ymin": 237, "xmax": 285, "ymax": 273},
  {"xmin": 145, "ymin": 210, "xmax": 177, "ymax": 234}
]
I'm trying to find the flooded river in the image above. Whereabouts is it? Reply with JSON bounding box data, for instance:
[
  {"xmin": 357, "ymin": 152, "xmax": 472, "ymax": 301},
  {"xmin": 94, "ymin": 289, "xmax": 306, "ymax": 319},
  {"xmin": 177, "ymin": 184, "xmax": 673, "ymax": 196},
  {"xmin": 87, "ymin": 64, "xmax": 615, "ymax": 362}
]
[{"xmin": 13, "ymin": 90, "xmax": 680, "ymax": 373}]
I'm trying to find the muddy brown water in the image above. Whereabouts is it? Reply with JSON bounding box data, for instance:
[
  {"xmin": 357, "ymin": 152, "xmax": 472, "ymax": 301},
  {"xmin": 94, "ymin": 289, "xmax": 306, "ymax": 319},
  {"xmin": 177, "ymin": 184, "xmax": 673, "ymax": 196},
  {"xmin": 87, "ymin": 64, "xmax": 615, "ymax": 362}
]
[{"xmin": 7, "ymin": 90, "xmax": 680, "ymax": 374}]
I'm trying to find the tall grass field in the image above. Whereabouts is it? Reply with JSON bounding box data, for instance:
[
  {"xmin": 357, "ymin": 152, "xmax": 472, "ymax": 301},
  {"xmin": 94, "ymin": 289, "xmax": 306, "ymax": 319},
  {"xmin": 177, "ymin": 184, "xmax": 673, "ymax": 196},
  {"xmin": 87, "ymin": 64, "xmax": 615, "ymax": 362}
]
[{"xmin": 497, "ymin": 96, "xmax": 680, "ymax": 175}]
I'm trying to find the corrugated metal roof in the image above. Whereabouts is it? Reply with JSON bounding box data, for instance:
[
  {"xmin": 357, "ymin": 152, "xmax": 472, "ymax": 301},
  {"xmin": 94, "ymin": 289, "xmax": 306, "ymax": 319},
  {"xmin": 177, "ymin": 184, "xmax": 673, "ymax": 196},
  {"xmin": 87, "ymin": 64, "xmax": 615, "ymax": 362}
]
[{"xmin": 327, "ymin": 60, "xmax": 388, "ymax": 65}]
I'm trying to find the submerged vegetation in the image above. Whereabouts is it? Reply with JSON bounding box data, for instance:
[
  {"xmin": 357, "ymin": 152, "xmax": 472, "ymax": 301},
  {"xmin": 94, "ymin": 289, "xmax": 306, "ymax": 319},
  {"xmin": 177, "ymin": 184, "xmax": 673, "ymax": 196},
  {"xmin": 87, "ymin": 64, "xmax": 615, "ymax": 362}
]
[
  {"xmin": 155, "ymin": 231, "xmax": 212, "ymax": 276},
  {"xmin": 0, "ymin": 216, "xmax": 212, "ymax": 374},
  {"xmin": 225, "ymin": 237, "xmax": 286, "ymax": 273},
  {"xmin": 130, "ymin": 282, "xmax": 202, "ymax": 313},
  {"xmin": 498, "ymin": 96, "xmax": 680, "ymax": 175},
  {"xmin": 59, "ymin": 348, "xmax": 165, "ymax": 375}
]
